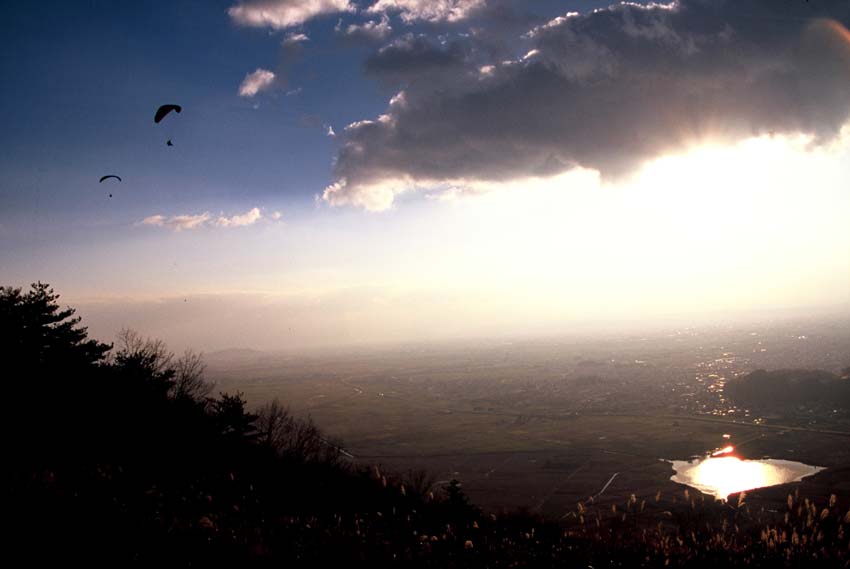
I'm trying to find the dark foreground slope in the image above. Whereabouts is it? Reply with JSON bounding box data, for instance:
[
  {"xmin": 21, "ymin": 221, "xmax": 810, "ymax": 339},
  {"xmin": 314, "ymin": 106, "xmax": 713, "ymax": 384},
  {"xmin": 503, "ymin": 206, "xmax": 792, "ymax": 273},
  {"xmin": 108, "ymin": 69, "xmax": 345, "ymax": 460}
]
[{"xmin": 3, "ymin": 283, "xmax": 850, "ymax": 568}]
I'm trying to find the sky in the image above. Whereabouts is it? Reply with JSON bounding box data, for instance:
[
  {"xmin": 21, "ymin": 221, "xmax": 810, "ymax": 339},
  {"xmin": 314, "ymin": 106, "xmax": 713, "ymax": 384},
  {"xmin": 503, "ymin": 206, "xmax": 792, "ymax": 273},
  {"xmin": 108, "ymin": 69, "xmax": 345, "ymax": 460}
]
[{"xmin": 2, "ymin": 0, "xmax": 850, "ymax": 351}]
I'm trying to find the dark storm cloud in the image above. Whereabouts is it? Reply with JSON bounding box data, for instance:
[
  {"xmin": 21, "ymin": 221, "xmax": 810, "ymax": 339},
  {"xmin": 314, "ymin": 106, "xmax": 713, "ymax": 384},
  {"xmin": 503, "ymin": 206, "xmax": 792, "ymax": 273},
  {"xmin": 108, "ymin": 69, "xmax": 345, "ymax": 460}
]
[{"xmin": 325, "ymin": 0, "xmax": 850, "ymax": 209}]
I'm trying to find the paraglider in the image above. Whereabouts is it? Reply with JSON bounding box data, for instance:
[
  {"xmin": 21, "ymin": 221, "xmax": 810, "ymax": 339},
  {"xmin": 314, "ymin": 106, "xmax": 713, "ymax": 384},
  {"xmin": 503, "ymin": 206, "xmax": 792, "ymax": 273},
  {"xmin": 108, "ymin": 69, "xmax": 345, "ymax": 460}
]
[
  {"xmin": 156, "ymin": 105, "xmax": 181, "ymax": 146},
  {"xmin": 154, "ymin": 104, "xmax": 181, "ymax": 124},
  {"xmin": 99, "ymin": 175, "xmax": 121, "ymax": 198}
]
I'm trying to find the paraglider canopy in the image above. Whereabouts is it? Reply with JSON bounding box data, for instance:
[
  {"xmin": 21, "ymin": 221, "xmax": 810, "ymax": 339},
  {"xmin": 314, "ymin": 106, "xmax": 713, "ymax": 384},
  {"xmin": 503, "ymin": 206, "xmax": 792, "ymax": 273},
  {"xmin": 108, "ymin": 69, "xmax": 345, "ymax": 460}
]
[
  {"xmin": 99, "ymin": 175, "xmax": 122, "ymax": 183},
  {"xmin": 154, "ymin": 104, "xmax": 182, "ymax": 124}
]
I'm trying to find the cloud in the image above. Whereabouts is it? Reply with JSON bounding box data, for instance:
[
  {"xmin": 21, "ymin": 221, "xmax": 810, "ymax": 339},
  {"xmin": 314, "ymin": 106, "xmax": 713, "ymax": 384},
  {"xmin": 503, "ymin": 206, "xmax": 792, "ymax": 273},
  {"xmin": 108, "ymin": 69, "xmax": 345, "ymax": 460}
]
[
  {"xmin": 325, "ymin": 0, "xmax": 850, "ymax": 210},
  {"xmin": 140, "ymin": 208, "xmax": 277, "ymax": 231},
  {"xmin": 365, "ymin": 33, "xmax": 470, "ymax": 80},
  {"xmin": 283, "ymin": 32, "xmax": 310, "ymax": 45},
  {"xmin": 336, "ymin": 14, "xmax": 393, "ymax": 41},
  {"xmin": 322, "ymin": 178, "xmax": 402, "ymax": 212},
  {"xmin": 238, "ymin": 68, "xmax": 276, "ymax": 97},
  {"xmin": 215, "ymin": 207, "xmax": 263, "ymax": 227},
  {"xmin": 140, "ymin": 213, "xmax": 212, "ymax": 232},
  {"xmin": 367, "ymin": 0, "xmax": 486, "ymax": 23},
  {"xmin": 229, "ymin": 0, "xmax": 355, "ymax": 29}
]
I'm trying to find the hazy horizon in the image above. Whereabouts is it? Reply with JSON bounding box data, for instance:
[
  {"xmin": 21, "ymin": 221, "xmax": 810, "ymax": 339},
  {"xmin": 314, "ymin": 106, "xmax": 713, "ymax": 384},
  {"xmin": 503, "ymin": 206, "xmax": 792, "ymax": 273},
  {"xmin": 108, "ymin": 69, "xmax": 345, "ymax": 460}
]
[{"xmin": 52, "ymin": 292, "xmax": 850, "ymax": 354}]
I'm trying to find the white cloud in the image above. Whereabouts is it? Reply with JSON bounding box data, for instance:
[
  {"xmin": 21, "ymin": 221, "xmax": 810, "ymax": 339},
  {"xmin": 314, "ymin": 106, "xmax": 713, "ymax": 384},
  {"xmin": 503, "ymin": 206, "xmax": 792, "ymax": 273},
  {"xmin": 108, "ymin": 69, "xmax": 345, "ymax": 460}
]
[
  {"xmin": 521, "ymin": 48, "xmax": 539, "ymax": 61},
  {"xmin": 283, "ymin": 32, "xmax": 310, "ymax": 45},
  {"xmin": 344, "ymin": 119, "xmax": 376, "ymax": 131},
  {"xmin": 140, "ymin": 207, "xmax": 274, "ymax": 230},
  {"xmin": 367, "ymin": 0, "xmax": 485, "ymax": 23},
  {"xmin": 229, "ymin": 0, "xmax": 355, "ymax": 29},
  {"xmin": 215, "ymin": 207, "xmax": 263, "ymax": 227},
  {"xmin": 140, "ymin": 212, "xmax": 212, "ymax": 232},
  {"xmin": 337, "ymin": 14, "xmax": 393, "ymax": 41},
  {"xmin": 140, "ymin": 215, "xmax": 166, "ymax": 226},
  {"xmin": 322, "ymin": 178, "xmax": 401, "ymax": 212},
  {"xmin": 238, "ymin": 68, "xmax": 276, "ymax": 97}
]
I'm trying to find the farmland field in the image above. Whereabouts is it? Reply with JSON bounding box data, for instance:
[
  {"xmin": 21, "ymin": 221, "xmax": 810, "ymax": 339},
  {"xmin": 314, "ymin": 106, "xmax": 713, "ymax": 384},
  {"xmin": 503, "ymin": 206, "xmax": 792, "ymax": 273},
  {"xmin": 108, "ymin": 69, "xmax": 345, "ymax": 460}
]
[{"xmin": 208, "ymin": 317, "xmax": 850, "ymax": 517}]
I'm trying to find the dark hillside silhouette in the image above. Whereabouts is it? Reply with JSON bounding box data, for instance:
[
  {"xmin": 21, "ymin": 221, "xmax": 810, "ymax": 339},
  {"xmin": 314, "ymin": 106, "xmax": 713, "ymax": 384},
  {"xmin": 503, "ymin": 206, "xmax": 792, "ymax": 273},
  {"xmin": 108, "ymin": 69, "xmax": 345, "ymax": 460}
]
[
  {"xmin": 2, "ymin": 282, "xmax": 481, "ymax": 566},
  {"xmin": 4, "ymin": 283, "xmax": 850, "ymax": 567},
  {"xmin": 726, "ymin": 369, "xmax": 850, "ymax": 411}
]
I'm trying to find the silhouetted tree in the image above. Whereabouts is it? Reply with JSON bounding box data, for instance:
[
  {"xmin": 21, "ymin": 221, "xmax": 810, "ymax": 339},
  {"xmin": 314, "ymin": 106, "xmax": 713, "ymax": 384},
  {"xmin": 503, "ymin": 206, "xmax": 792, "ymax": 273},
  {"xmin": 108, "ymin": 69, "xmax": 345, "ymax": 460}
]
[
  {"xmin": 173, "ymin": 348, "xmax": 214, "ymax": 401},
  {"xmin": 212, "ymin": 391, "xmax": 258, "ymax": 441},
  {"xmin": 404, "ymin": 468, "xmax": 435, "ymax": 500},
  {"xmin": 446, "ymin": 478, "xmax": 469, "ymax": 508},
  {"xmin": 0, "ymin": 282, "xmax": 111, "ymax": 370},
  {"xmin": 112, "ymin": 328, "xmax": 176, "ymax": 401},
  {"xmin": 3, "ymin": 283, "xmax": 113, "ymax": 461},
  {"xmin": 257, "ymin": 398, "xmax": 302, "ymax": 460},
  {"xmin": 111, "ymin": 328, "xmax": 214, "ymax": 408},
  {"xmin": 256, "ymin": 398, "xmax": 341, "ymax": 465}
]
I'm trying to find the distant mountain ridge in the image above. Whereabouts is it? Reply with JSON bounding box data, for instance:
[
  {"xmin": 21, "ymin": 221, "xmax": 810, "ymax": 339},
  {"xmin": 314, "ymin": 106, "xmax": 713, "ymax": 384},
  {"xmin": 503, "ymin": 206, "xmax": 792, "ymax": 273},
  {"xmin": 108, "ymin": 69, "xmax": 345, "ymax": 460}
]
[
  {"xmin": 207, "ymin": 347, "xmax": 266, "ymax": 358},
  {"xmin": 204, "ymin": 347, "xmax": 268, "ymax": 364}
]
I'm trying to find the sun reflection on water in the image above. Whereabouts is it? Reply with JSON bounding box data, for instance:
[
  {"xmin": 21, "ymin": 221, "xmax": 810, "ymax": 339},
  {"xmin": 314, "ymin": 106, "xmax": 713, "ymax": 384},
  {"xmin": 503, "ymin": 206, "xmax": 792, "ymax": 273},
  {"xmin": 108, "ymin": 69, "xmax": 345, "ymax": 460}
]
[
  {"xmin": 711, "ymin": 445, "xmax": 735, "ymax": 457},
  {"xmin": 691, "ymin": 456, "xmax": 784, "ymax": 499},
  {"xmin": 669, "ymin": 449, "xmax": 823, "ymax": 501}
]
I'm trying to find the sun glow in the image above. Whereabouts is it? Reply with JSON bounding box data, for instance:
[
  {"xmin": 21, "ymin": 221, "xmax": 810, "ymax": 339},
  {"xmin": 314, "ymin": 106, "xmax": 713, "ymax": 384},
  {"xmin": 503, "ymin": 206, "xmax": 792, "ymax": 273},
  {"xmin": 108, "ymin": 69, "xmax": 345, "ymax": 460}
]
[
  {"xmin": 670, "ymin": 455, "xmax": 824, "ymax": 501},
  {"xmin": 417, "ymin": 132, "xmax": 850, "ymax": 321},
  {"xmin": 692, "ymin": 456, "xmax": 784, "ymax": 499}
]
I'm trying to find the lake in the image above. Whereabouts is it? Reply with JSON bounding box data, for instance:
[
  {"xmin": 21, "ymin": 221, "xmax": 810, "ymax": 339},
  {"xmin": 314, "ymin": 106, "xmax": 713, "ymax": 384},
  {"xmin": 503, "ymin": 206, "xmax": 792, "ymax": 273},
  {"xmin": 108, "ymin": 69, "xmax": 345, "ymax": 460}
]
[{"xmin": 669, "ymin": 449, "xmax": 824, "ymax": 500}]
